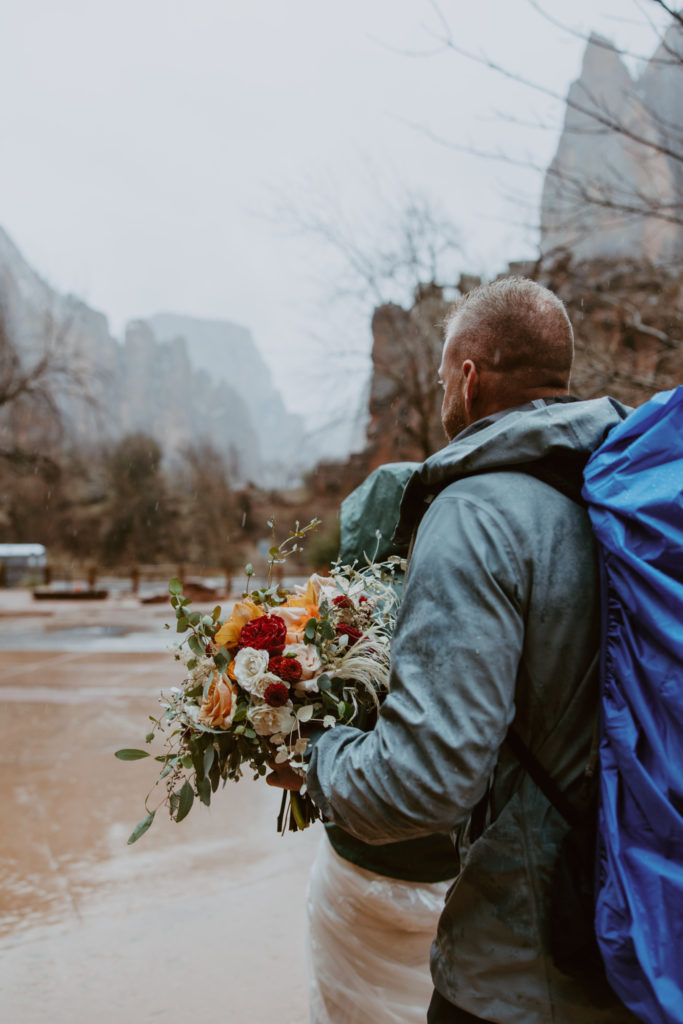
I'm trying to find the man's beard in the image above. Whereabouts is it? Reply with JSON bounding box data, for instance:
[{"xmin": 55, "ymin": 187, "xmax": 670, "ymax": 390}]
[{"xmin": 441, "ymin": 395, "xmax": 467, "ymax": 442}]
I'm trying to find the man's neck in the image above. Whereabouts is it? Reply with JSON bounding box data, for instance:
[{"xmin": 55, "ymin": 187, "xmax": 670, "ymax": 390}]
[{"xmin": 453, "ymin": 395, "xmax": 579, "ymax": 444}]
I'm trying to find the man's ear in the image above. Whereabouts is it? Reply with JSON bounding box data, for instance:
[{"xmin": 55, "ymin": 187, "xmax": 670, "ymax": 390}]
[{"xmin": 462, "ymin": 359, "xmax": 478, "ymax": 418}]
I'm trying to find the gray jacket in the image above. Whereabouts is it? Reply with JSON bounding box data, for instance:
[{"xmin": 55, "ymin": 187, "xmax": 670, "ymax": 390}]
[{"xmin": 306, "ymin": 397, "xmax": 637, "ymax": 1024}]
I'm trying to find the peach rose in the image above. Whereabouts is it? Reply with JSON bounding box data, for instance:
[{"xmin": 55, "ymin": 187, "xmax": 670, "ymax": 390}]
[
  {"xmin": 198, "ymin": 674, "xmax": 238, "ymax": 729},
  {"xmin": 277, "ymin": 604, "xmax": 320, "ymax": 644},
  {"xmin": 284, "ymin": 642, "xmax": 322, "ymax": 680}
]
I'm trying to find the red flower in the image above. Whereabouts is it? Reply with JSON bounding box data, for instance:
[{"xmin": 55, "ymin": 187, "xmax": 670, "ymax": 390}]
[
  {"xmin": 336, "ymin": 623, "xmax": 362, "ymax": 646},
  {"xmin": 264, "ymin": 681, "xmax": 290, "ymax": 707},
  {"xmin": 358, "ymin": 596, "xmax": 369, "ymax": 605},
  {"xmin": 269, "ymin": 656, "xmax": 303, "ymax": 683},
  {"xmin": 238, "ymin": 615, "xmax": 287, "ymax": 655},
  {"xmin": 333, "ymin": 595, "xmax": 352, "ymax": 608}
]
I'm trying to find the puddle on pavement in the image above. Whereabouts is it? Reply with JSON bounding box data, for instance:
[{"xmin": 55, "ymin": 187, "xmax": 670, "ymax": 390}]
[{"xmin": 0, "ymin": 609, "xmax": 317, "ymax": 1023}]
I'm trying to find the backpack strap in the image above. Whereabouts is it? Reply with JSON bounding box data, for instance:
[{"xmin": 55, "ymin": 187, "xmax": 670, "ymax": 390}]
[{"xmin": 505, "ymin": 728, "xmax": 583, "ymax": 829}]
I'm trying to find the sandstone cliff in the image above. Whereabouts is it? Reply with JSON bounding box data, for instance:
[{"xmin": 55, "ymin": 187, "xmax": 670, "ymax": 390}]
[
  {"xmin": 541, "ymin": 24, "xmax": 683, "ymax": 264},
  {"xmin": 358, "ymin": 261, "xmax": 682, "ymax": 474}
]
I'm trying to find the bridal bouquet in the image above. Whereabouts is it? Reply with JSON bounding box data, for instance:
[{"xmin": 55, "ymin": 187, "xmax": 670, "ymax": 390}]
[{"xmin": 116, "ymin": 521, "xmax": 402, "ymax": 844}]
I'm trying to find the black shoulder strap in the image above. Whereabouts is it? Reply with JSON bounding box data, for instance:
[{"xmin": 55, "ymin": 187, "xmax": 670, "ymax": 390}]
[{"xmin": 505, "ymin": 727, "xmax": 583, "ymax": 828}]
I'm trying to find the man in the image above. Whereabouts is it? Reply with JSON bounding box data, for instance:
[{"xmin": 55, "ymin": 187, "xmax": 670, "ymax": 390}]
[
  {"xmin": 270, "ymin": 278, "xmax": 636, "ymax": 1023},
  {"xmin": 307, "ymin": 462, "xmax": 458, "ymax": 1024}
]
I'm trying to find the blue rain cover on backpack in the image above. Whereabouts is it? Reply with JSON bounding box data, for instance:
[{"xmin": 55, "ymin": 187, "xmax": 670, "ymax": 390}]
[{"xmin": 582, "ymin": 387, "xmax": 683, "ymax": 1024}]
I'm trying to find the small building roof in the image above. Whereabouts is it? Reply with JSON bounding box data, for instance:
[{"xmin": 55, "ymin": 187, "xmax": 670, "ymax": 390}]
[{"xmin": 0, "ymin": 544, "xmax": 47, "ymax": 558}]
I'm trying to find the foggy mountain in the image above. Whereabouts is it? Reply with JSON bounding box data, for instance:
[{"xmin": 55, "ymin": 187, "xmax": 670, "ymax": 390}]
[{"xmin": 0, "ymin": 226, "xmax": 313, "ymax": 485}]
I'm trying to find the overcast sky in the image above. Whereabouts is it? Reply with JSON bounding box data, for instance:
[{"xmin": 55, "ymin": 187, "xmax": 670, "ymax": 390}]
[{"xmin": 0, "ymin": 0, "xmax": 672, "ymax": 436}]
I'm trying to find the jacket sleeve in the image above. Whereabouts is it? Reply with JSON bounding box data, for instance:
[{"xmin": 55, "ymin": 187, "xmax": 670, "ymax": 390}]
[{"xmin": 305, "ymin": 486, "xmax": 527, "ymax": 843}]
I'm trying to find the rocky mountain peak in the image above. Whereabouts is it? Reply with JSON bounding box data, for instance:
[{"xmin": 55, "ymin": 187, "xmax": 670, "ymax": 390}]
[
  {"xmin": 540, "ymin": 21, "xmax": 683, "ymax": 264},
  {"xmin": 0, "ymin": 227, "xmax": 303, "ymax": 486}
]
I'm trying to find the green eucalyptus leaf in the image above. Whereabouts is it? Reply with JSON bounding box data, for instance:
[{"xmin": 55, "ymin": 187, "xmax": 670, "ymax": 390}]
[
  {"xmin": 197, "ymin": 776, "xmax": 211, "ymax": 806},
  {"xmin": 188, "ymin": 634, "xmax": 205, "ymax": 659},
  {"xmin": 181, "ymin": 753, "xmax": 193, "ymax": 770},
  {"xmin": 175, "ymin": 780, "xmax": 194, "ymax": 823},
  {"xmin": 304, "ymin": 618, "xmax": 318, "ymax": 642},
  {"xmin": 321, "ymin": 689, "xmax": 341, "ymax": 712},
  {"xmin": 203, "ymin": 745, "xmax": 215, "ymax": 775},
  {"xmin": 213, "ymin": 652, "xmax": 228, "ymax": 673},
  {"xmin": 127, "ymin": 811, "xmax": 155, "ymax": 844},
  {"xmin": 211, "ymin": 605, "xmax": 222, "ymax": 621},
  {"xmin": 187, "ymin": 612, "xmax": 201, "ymax": 627},
  {"xmin": 169, "ymin": 578, "xmax": 183, "ymax": 595},
  {"xmin": 317, "ymin": 674, "xmax": 331, "ymax": 693},
  {"xmin": 319, "ymin": 620, "xmax": 335, "ymax": 641},
  {"xmin": 176, "ymin": 617, "xmax": 188, "ymax": 633},
  {"xmin": 115, "ymin": 748, "xmax": 150, "ymax": 761}
]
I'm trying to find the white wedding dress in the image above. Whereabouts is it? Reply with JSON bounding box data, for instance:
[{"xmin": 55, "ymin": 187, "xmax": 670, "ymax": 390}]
[{"xmin": 306, "ymin": 836, "xmax": 451, "ymax": 1024}]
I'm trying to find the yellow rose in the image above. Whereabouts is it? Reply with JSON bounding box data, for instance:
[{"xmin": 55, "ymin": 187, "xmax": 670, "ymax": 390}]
[
  {"xmin": 285, "ymin": 577, "xmax": 318, "ymax": 607},
  {"xmin": 214, "ymin": 598, "xmax": 264, "ymax": 649}
]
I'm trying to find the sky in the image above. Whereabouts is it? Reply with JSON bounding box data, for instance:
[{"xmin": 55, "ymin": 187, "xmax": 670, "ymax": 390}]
[{"xmin": 0, "ymin": 0, "xmax": 673, "ymax": 443}]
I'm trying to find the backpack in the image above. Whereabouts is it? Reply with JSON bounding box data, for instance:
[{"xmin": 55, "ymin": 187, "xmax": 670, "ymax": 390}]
[
  {"xmin": 581, "ymin": 385, "xmax": 683, "ymax": 1024},
  {"xmin": 505, "ymin": 388, "xmax": 683, "ymax": 1022}
]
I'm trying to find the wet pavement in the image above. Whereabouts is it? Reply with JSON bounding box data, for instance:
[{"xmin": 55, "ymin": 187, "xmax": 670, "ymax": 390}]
[{"xmin": 0, "ymin": 590, "xmax": 319, "ymax": 1023}]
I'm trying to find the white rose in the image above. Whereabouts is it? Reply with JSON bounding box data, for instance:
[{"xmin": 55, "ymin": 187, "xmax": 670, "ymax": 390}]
[
  {"xmin": 248, "ymin": 701, "xmax": 296, "ymax": 737},
  {"xmin": 251, "ymin": 670, "xmax": 289, "ymax": 700},
  {"xmin": 300, "ymin": 573, "xmax": 340, "ymax": 606},
  {"xmin": 188, "ymin": 655, "xmax": 216, "ymax": 689},
  {"xmin": 233, "ymin": 647, "xmax": 269, "ymax": 694},
  {"xmin": 284, "ymin": 642, "xmax": 321, "ymax": 681}
]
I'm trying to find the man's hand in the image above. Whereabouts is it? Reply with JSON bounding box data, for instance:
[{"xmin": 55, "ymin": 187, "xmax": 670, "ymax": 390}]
[{"xmin": 266, "ymin": 760, "xmax": 304, "ymax": 791}]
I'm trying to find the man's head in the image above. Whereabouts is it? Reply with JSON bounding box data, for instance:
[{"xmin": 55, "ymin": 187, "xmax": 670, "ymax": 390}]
[{"xmin": 439, "ymin": 277, "xmax": 574, "ymax": 441}]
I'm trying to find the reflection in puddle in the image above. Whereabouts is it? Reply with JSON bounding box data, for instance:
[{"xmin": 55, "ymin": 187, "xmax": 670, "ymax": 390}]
[
  {"xmin": 0, "ymin": 639, "xmax": 317, "ymax": 1023},
  {"xmin": 45, "ymin": 625, "xmax": 131, "ymax": 637},
  {"xmin": 1, "ymin": 686, "xmax": 162, "ymax": 703}
]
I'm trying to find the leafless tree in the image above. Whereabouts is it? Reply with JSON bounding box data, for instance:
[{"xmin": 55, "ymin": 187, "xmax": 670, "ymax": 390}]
[
  {"xmin": 0, "ymin": 302, "xmax": 95, "ymax": 466},
  {"xmin": 274, "ymin": 186, "xmax": 463, "ymax": 461},
  {"xmin": 420, "ymin": 0, "xmax": 683, "ymax": 262}
]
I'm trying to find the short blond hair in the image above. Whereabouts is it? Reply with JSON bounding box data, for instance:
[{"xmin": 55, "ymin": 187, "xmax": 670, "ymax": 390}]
[{"xmin": 445, "ymin": 277, "xmax": 573, "ymax": 388}]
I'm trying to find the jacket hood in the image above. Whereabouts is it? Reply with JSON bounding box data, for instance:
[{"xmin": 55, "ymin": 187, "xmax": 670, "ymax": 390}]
[{"xmin": 395, "ymin": 396, "xmax": 630, "ymax": 546}]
